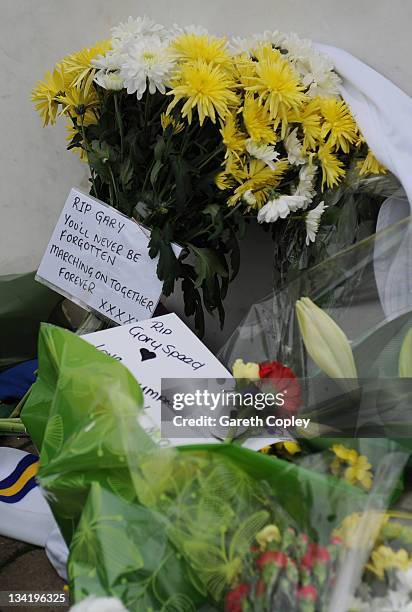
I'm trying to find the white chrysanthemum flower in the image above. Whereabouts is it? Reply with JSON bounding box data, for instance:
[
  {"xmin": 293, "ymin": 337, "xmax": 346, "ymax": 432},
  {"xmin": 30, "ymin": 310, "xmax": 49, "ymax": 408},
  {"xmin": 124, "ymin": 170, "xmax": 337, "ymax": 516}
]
[
  {"xmin": 171, "ymin": 23, "xmax": 209, "ymax": 37},
  {"xmin": 284, "ymin": 128, "xmax": 306, "ymax": 166},
  {"xmin": 283, "ymin": 32, "xmax": 314, "ymax": 61},
  {"xmin": 69, "ymin": 596, "xmax": 128, "ymax": 612},
  {"xmin": 111, "ymin": 16, "xmax": 166, "ymax": 45},
  {"xmin": 229, "ymin": 30, "xmax": 285, "ymax": 57},
  {"xmin": 306, "ymin": 70, "xmax": 341, "ymax": 98},
  {"xmin": 294, "ymin": 164, "xmax": 317, "ymax": 207},
  {"xmin": 94, "ymin": 69, "xmax": 124, "ymax": 91},
  {"xmin": 258, "ymin": 194, "xmax": 306, "ymax": 223},
  {"xmin": 246, "ymin": 139, "xmax": 279, "ymax": 170},
  {"xmin": 91, "ymin": 51, "xmax": 123, "ymax": 71},
  {"xmin": 294, "ymin": 51, "xmax": 341, "ymax": 98},
  {"xmin": 253, "ymin": 30, "xmax": 286, "ymax": 49},
  {"xmin": 305, "ymin": 201, "xmax": 327, "ymax": 244},
  {"xmin": 228, "ymin": 36, "xmax": 254, "ymax": 56},
  {"xmin": 120, "ymin": 36, "xmax": 175, "ymax": 100},
  {"xmin": 242, "ymin": 189, "xmax": 257, "ymax": 207}
]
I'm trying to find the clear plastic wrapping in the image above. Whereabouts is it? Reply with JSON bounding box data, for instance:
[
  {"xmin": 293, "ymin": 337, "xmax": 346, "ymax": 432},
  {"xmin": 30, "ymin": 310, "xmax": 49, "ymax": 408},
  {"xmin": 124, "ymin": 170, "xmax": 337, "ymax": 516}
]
[{"xmin": 21, "ymin": 322, "xmax": 412, "ymax": 610}]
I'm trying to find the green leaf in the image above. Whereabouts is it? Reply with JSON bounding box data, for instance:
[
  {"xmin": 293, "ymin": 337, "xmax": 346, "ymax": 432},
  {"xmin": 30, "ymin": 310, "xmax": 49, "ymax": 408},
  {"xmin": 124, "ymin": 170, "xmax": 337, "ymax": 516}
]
[
  {"xmin": 120, "ymin": 157, "xmax": 133, "ymax": 189},
  {"xmin": 190, "ymin": 246, "xmax": 228, "ymax": 289},
  {"xmin": 150, "ymin": 159, "xmax": 164, "ymax": 186}
]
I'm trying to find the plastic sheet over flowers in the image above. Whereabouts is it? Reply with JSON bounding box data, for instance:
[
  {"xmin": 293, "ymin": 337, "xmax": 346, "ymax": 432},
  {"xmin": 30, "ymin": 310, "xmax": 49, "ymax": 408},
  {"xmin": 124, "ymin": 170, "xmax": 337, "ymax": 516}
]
[{"xmin": 20, "ymin": 324, "xmax": 412, "ymax": 611}]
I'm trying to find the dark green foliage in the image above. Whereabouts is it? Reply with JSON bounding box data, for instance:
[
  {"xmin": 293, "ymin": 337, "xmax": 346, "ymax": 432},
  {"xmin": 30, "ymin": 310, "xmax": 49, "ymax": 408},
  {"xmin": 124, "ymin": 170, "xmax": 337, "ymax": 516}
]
[{"xmin": 68, "ymin": 88, "xmax": 246, "ymax": 335}]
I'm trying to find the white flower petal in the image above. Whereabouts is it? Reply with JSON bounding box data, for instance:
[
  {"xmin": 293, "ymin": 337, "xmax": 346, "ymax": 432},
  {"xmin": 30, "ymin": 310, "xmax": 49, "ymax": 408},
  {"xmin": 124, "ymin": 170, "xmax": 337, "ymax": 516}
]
[{"xmin": 305, "ymin": 201, "xmax": 327, "ymax": 245}]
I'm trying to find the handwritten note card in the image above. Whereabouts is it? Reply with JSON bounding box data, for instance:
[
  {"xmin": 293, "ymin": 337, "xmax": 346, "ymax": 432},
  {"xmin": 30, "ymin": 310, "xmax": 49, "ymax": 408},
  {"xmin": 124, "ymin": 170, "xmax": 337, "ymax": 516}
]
[
  {"xmin": 36, "ymin": 188, "xmax": 181, "ymax": 325},
  {"xmin": 84, "ymin": 313, "xmax": 231, "ymax": 445}
]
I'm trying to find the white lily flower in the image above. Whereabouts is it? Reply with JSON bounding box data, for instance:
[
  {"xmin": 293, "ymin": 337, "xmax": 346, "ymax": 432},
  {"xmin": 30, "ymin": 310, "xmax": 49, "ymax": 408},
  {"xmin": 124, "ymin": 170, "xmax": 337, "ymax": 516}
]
[
  {"xmin": 284, "ymin": 128, "xmax": 306, "ymax": 165},
  {"xmin": 246, "ymin": 139, "xmax": 279, "ymax": 170},
  {"xmin": 69, "ymin": 596, "xmax": 128, "ymax": 612},
  {"xmin": 295, "ymin": 297, "xmax": 358, "ymax": 382},
  {"xmin": 305, "ymin": 201, "xmax": 327, "ymax": 245},
  {"xmin": 257, "ymin": 194, "xmax": 306, "ymax": 223}
]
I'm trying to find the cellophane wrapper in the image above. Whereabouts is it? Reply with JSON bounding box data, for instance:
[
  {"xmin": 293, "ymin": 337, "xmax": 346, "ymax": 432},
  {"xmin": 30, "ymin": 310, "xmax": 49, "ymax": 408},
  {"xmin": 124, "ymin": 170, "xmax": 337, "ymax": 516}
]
[{"xmin": 20, "ymin": 309, "xmax": 412, "ymax": 610}]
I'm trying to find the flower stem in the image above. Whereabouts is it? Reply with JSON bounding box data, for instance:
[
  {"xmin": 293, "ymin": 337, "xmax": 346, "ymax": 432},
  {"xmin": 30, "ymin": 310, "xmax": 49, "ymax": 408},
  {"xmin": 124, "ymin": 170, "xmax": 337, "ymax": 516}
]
[{"xmin": 114, "ymin": 93, "xmax": 124, "ymax": 162}]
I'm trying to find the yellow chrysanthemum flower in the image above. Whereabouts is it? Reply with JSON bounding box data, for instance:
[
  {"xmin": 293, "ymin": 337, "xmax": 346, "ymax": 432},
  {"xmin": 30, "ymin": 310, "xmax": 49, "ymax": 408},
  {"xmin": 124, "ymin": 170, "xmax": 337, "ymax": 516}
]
[
  {"xmin": 367, "ymin": 546, "xmax": 411, "ymax": 580},
  {"xmin": 344, "ymin": 455, "xmax": 373, "ymax": 491},
  {"xmin": 298, "ymin": 99, "xmax": 322, "ymax": 151},
  {"xmin": 234, "ymin": 54, "xmax": 257, "ymax": 82},
  {"xmin": 256, "ymin": 525, "xmax": 281, "ymax": 550},
  {"xmin": 171, "ymin": 34, "xmax": 231, "ymax": 67},
  {"xmin": 228, "ymin": 158, "xmax": 289, "ymax": 208},
  {"xmin": 357, "ymin": 149, "xmax": 387, "ymax": 176},
  {"xmin": 242, "ymin": 96, "xmax": 276, "ymax": 143},
  {"xmin": 167, "ymin": 60, "xmax": 238, "ymax": 126},
  {"xmin": 215, "ymin": 170, "xmax": 236, "ymax": 190},
  {"xmin": 320, "ymin": 98, "xmax": 358, "ymax": 153},
  {"xmin": 31, "ymin": 63, "xmax": 70, "ymax": 126},
  {"xmin": 216, "ymin": 156, "xmax": 242, "ymax": 190},
  {"xmin": 331, "ymin": 444, "xmax": 358, "ymax": 465},
  {"xmin": 220, "ymin": 114, "xmax": 246, "ymax": 160},
  {"xmin": 58, "ymin": 72, "xmax": 99, "ymax": 119},
  {"xmin": 63, "ymin": 40, "xmax": 111, "ymax": 87},
  {"xmin": 160, "ymin": 112, "xmax": 184, "ymax": 134},
  {"xmin": 245, "ymin": 45, "xmax": 306, "ymax": 137},
  {"xmin": 317, "ymin": 142, "xmax": 345, "ymax": 189},
  {"xmin": 275, "ymin": 441, "xmax": 301, "ymax": 456}
]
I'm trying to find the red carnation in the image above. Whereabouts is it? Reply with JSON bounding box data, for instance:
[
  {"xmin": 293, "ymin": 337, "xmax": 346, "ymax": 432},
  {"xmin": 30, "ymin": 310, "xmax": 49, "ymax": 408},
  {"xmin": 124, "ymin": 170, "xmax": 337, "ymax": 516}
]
[
  {"xmin": 298, "ymin": 585, "xmax": 318, "ymax": 602},
  {"xmin": 316, "ymin": 546, "xmax": 330, "ymax": 564},
  {"xmin": 258, "ymin": 361, "xmax": 301, "ymax": 413},
  {"xmin": 300, "ymin": 551, "xmax": 315, "ymax": 570},
  {"xmin": 256, "ymin": 550, "xmax": 288, "ymax": 569},
  {"xmin": 225, "ymin": 583, "xmax": 250, "ymax": 612}
]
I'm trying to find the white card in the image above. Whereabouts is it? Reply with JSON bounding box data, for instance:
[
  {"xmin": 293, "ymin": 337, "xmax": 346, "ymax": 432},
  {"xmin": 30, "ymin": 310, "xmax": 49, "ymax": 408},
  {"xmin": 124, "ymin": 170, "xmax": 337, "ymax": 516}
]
[
  {"xmin": 84, "ymin": 313, "xmax": 231, "ymax": 446},
  {"xmin": 84, "ymin": 313, "xmax": 282, "ymax": 449},
  {"xmin": 36, "ymin": 188, "xmax": 181, "ymax": 325}
]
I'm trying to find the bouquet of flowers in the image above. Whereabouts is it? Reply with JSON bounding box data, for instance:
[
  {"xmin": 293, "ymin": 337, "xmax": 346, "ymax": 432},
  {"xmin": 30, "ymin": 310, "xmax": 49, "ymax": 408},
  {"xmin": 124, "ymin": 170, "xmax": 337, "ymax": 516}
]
[
  {"xmin": 20, "ymin": 322, "xmax": 411, "ymax": 611},
  {"xmin": 32, "ymin": 16, "xmax": 387, "ymax": 333}
]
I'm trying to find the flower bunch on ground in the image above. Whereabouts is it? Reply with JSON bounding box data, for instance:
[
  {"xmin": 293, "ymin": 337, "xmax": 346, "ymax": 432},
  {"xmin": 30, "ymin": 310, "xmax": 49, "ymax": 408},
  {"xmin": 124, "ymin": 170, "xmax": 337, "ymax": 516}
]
[
  {"xmin": 334, "ymin": 513, "xmax": 412, "ymax": 611},
  {"xmin": 232, "ymin": 358, "xmax": 302, "ymax": 415},
  {"xmin": 225, "ymin": 523, "xmax": 343, "ymax": 611},
  {"xmin": 32, "ymin": 17, "xmax": 387, "ymax": 332}
]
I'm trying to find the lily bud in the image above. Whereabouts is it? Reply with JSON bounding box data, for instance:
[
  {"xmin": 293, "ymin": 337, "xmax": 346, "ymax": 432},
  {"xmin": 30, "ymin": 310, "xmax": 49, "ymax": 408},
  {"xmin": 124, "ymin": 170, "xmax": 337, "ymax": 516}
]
[
  {"xmin": 295, "ymin": 297, "xmax": 357, "ymax": 382},
  {"xmin": 399, "ymin": 327, "xmax": 412, "ymax": 378}
]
